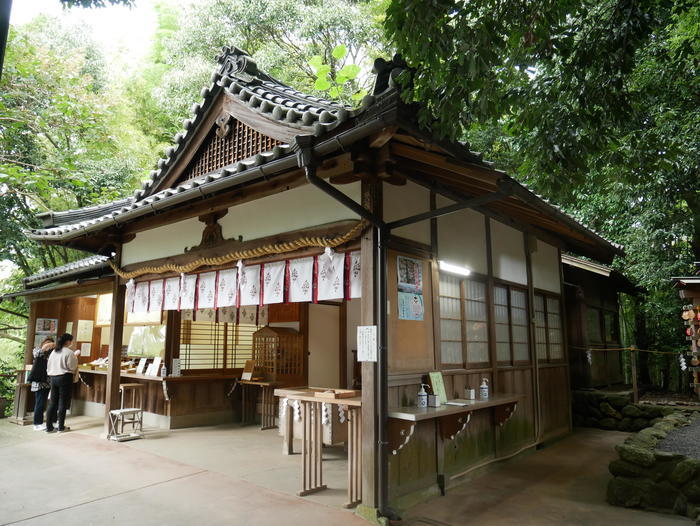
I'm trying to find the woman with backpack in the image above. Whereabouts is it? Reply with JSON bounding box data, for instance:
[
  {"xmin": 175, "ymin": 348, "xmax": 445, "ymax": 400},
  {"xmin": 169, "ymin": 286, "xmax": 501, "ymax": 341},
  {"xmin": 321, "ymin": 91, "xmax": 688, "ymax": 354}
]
[
  {"xmin": 28, "ymin": 337, "xmax": 55, "ymax": 430},
  {"xmin": 45, "ymin": 333, "xmax": 77, "ymax": 433}
]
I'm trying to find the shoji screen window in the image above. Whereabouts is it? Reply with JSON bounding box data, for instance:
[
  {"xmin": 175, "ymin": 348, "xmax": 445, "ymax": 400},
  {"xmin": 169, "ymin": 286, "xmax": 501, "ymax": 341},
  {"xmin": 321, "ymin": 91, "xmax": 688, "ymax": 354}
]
[
  {"xmin": 534, "ymin": 293, "xmax": 564, "ymax": 362},
  {"xmin": 495, "ymin": 284, "xmax": 530, "ymax": 365},
  {"xmin": 439, "ymin": 273, "xmax": 490, "ymax": 368},
  {"xmin": 439, "ymin": 273, "xmax": 463, "ymax": 367}
]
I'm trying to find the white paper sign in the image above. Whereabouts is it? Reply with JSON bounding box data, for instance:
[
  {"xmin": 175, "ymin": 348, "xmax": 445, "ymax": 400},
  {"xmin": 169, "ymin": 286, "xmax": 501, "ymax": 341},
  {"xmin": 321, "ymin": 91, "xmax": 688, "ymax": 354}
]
[
  {"xmin": 80, "ymin": 343, "xmax": 91, "ymax": 357},
  {"xmin": 76, "ymin": 319, "xmax": 94, "ymax": 342},
  {"xmin": 171, "ymin": 358, "xmax": 181, "ymax": 377},
  {"xmin": 136, "ymin": 358, "xmax": 147, "ymax": 375},
  {"xmin": 150, "ymin": 357, "xmax": 162, "ymax": 377},
  {"xmin": 357, "ymin": 325, "xmax": 377, "ymax": 362}
]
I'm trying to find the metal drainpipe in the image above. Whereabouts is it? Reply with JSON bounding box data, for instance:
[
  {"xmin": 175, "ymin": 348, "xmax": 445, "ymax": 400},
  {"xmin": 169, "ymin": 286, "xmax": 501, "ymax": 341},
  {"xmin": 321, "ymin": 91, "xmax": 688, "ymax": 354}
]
[
  {"xmin": 375, "ymin": 223, "xmax": 390, "ymax": 518},
  {"xmin": 300, "ymin": 145, "xmax": 391, "ymax": 519}
]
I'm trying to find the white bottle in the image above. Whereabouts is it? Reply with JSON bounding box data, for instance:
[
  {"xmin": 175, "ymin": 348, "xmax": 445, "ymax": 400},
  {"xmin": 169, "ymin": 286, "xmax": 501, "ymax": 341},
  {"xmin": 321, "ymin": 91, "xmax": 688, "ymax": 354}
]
[
  {"xmin": 480, "ymin": 378, "xmax": 489, "ymax": 400},
  {"xmin": 417, "ymin": 384, "xmax": 428, "ymax": 408},
  {"xmin": 161, "ymin": 365, "xmax": 167, "ymax": 378}
]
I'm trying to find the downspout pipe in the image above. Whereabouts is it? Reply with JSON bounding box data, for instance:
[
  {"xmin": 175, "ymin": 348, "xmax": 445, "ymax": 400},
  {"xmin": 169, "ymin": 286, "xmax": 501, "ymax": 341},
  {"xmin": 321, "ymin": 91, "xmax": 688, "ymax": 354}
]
[{"xmin": 296, "ymin": 135, "xmax": 392, "ymax": 520}]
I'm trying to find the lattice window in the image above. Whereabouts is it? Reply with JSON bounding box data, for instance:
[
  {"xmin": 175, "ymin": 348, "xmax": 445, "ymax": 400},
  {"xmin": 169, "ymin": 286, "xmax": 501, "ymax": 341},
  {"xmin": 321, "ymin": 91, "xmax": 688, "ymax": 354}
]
[
  {"xmin": 179, "ymin": 320, "xmax": 259, "ymax": 370},
  {"xmin": 183, "ymin": 118, "xmax": 281, "ymax": 180}
]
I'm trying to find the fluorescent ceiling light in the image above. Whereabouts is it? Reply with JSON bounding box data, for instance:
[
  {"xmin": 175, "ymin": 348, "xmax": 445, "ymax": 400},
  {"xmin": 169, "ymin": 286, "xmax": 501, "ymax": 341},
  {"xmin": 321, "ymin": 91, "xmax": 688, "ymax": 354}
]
[{"xmin": 439, "ymin": 260, "xmax": 471, "ymax": 277}]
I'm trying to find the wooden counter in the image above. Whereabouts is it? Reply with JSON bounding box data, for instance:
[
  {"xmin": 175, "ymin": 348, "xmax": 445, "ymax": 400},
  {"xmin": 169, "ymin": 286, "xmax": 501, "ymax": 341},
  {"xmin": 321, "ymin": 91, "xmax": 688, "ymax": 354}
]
[
  {"xmin": 388, "ymin": 394, "xmax": 520, "ymax": 421},
  {"xmin": 388, "ymin": 393, "xmax": 520, "ymax": 496}
]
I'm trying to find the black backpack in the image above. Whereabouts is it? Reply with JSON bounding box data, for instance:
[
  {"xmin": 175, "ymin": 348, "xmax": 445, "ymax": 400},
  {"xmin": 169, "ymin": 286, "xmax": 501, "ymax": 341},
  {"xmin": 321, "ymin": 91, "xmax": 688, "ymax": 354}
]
[{"xmin": 27, "ymin": 351, "xmax": 49, "ymax": 383}]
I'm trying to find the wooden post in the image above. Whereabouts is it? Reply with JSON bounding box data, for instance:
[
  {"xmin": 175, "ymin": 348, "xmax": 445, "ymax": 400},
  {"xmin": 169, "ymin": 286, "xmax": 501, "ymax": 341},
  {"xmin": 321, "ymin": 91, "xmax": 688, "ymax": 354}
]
[
  {"xmin": 11, "ymin": 301, "xmax": 37, "ymax": 425},
  {"xmin": 104, "ymin": 270, "xmax": 126, "ymax": 435},
  {"xmin": 630, "ymin": 346, "xmax": 639, "ymax": 403},
  {"xmin": 360, "ymin": 178, "xmax": 379, "ymax": 510}
]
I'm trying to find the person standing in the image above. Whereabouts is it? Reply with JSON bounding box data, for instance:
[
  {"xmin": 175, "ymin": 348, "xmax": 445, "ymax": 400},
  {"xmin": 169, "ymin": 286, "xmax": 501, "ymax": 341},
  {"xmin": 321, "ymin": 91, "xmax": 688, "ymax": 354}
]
[
  {"xmin": 46, "ymin": 333, "xmax": 77, "ymax": 433},
  {"xmin": 28, "ymin": 337, "xmax": 54, "ymax": 430}
]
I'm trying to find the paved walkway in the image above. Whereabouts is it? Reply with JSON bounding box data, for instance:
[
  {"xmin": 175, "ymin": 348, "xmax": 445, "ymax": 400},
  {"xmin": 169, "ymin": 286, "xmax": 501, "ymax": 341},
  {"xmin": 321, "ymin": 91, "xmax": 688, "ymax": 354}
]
[
  {"xmin": 0, "ymin": 419, "xmax": 690, "ymax": 525},
  {"xmin": 404, "ymin": 428, "xmax": 689, "ymax": 525},
  {"xmin": 0, "ymin": 417, "xmax": 363, "ymax": 526}
]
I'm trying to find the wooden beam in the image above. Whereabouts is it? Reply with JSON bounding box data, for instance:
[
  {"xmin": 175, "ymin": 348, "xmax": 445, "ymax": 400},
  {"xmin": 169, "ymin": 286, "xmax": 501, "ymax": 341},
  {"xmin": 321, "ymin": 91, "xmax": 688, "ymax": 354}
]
[
  {"xmin": 369, "ymin": 126, "xmax": 398, "ymax": 149},
  {"xmin": 25, "ymin": 279, "xmax": 114, "ymax": 303}
]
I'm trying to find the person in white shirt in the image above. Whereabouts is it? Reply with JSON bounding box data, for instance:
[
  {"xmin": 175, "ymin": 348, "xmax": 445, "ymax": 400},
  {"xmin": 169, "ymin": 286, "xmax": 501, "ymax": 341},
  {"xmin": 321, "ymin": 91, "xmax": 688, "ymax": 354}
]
[{"xmin": 46, "ymin": 333, "xmax": 77, "ymax": 433}]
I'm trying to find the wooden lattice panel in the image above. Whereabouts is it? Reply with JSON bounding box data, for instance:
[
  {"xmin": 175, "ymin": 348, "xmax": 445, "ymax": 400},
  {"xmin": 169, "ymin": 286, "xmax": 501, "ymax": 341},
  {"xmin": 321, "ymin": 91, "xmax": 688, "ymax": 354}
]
[
  {"xmin": 184, "ymin": 118, "xmax": 280, "ymax": 180},
  {"xmin": 252, "ymin": 326, "xmax": 304, "ymax": 386}
]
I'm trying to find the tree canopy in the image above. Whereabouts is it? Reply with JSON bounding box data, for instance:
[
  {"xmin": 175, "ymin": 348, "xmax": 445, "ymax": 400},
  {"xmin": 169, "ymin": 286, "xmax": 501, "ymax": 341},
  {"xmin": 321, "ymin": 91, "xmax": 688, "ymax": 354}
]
[{"xmin": 0, "ymin": 0, "xmax": 697, "ymax": 392}]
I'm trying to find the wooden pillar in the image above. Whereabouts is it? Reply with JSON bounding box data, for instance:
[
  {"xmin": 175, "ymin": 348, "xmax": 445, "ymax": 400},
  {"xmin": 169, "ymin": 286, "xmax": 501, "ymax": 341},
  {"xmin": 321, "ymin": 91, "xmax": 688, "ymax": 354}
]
[
  {"xmin": 104, "ymin": 270, "xmax": 125, "ymax": 434},
  {"xmin": 12, "ymin": 301, "xmax": 38, "ymax": 425},
  {"xmin": 485, "ymin": 217, "xmax": 499, "ymax": 393},
  {"xmin": 524, "ymin": 232, "xmax": 542, "ymax": 443},
  {"xmin": 360, "ymin": 178, "xmax": 380, "ymax": 509}
]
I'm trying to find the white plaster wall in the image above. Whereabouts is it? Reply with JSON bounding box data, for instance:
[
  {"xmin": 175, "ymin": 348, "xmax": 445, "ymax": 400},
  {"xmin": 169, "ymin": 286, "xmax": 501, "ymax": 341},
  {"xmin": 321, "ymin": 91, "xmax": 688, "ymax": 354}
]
[
  {"xmin": 436, "ymin": 195, "xmax": 488, "ymax": 275},
  {"xmin": 308, "ymin": 303, "xmax": 340, "ymax": 388},
  {"xmin": 531, "ymin": 239, "xmax": 562, "ymax": 293},
  {"xmin": 219, "ymin": 182, "xmax": 360, "ymax": 241},
  {"xmin": 383, "ymin": 182, "xmax": 431, "ymax": 245},
  {"xmin": 490, "ymin": 219, "xmax": 527, "ymax": 284},
  {"xmin": 121, "ymin": 216, "xmax": 203, "ymax": 266},
  {"xmin": 121, "ymin": 182, "xmax": 361, "ymax": 266}
]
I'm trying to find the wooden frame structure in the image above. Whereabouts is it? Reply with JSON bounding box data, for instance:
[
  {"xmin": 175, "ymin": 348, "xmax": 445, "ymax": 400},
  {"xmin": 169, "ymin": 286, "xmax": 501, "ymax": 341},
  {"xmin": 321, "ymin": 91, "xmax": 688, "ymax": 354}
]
[{"xmin": 17, "ymin": 49, "xmax": 625, "ymax": 517}]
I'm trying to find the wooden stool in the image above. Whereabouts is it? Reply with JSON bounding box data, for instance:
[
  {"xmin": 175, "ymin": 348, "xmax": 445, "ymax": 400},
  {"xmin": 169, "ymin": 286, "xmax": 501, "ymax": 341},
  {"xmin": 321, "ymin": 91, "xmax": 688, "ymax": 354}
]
[
  {"xmin": 107, "ymin": 383, "xmax": 144, "ymax": 442},
  {"xmin": 119, "ymin": 383, "xmax": 144, "ymax": 410}
]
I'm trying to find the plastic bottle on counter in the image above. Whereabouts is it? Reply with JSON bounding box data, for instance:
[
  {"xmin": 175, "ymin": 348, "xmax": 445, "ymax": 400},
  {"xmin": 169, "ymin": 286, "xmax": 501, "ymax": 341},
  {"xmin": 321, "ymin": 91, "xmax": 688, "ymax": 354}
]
[
  {"xmin": 480, "ymin": 378, "xmax": 489, "ymax": 399},
  {"xmin": 416, "ymin": 383, "xmax": 428, "ymax": 408}
]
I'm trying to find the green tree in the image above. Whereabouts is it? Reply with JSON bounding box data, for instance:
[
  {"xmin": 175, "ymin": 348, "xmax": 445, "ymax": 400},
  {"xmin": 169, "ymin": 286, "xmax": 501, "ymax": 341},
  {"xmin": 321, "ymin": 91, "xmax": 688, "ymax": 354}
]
[{"xmin": 127, "ymin": 0, "xmax": 385, "ymax": 140}]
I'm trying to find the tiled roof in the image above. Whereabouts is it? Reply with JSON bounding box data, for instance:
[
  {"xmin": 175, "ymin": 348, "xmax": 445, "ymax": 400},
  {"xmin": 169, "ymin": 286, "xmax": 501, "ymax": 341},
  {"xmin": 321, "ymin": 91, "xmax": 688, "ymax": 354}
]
[
  {"xmin": 25, "ymin": 51, "xmax": 623, "ymax": 260},
  {"xmin": 23, "ymin": 255, "xmax": 110, "ymax": 288},
  {"xmin": 136, "ymin": 46, "xmax": 375, "ymax": 200}
]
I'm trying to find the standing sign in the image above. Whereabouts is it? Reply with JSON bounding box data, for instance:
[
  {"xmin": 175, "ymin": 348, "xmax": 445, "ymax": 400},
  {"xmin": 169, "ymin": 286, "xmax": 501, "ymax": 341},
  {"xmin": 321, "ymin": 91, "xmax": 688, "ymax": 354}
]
[
  {"xmin": 357, "ymin": 325, "xmax": 377, "ymax": 362},
  {"xmin": 397, "ymin": 256, "xmax": 424, "ymax": 320}
]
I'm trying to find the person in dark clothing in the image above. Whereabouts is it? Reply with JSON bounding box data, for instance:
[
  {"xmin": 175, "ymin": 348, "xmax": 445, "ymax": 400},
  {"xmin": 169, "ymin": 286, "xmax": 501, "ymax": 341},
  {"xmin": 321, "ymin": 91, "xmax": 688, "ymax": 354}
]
[
  {"xmin": 29, "ymin": 337, "xmax": 54, "ymax": 430},
  {"xmin": 45, "ymin": 333, "xmax": 77, "ymax": 433}
]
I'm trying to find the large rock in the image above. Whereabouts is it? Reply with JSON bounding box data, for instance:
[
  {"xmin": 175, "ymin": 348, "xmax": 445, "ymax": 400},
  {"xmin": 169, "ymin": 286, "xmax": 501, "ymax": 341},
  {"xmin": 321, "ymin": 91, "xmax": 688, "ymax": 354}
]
[
  {"xmin": 618, "ymin": 418, "xmax": 634, "ymax": 432},
  {"xmin": 674, "ymin": 494, "xmax": 688, "ymax": 516},
  {"xmin": 684, "ymin": 480, "xmax": 700, "ymax": 502},
  {"xmin": 609, "ymin": 459, "xmax": 657, "ymax": 480},
  {"xmin": 622, "ymin": 405, "xmax": 644, "ymax": 418},
  {"xmin": 600, "ymin": 402, "xmax": 623, "ymax": 420},
  {"xmin": 617, "ymin": 444, "xmax": 656, "ymax": 467},
  {"xmin": 588, "ymin": 406, "xmax": 603, "ymax": 420},
  {"xmin": 647, "ymin": 481, "xmax": 681, "ymax": 511},
  {"xmin": 607, "ymin": 477, "xmax": 654, "ymax": 507},
  {"xmin": 608, "ymin": 393, "xmax": 633, "ymax": 410},
  {"xmin": 670, "ymin": 459, "xmax": 700, "ymax": 487},
  {"xmin": 631, "ymin": 418, "xmax": 650, "ymax": 431},
  {"xmin": 600, "ymin": 418, "xmax": 618, "ymax": 430}
]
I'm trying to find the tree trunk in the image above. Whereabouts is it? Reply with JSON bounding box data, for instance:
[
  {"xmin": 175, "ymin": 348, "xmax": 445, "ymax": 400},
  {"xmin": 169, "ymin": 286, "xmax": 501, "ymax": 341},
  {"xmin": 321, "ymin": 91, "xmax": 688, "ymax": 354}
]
[
  {"xmin": 685, "ymin": 190, "xmax": 700, "ymax": 261},
  {"xmin": 634, "ymin": 297, "xmax": 652, "ymax": 386}
]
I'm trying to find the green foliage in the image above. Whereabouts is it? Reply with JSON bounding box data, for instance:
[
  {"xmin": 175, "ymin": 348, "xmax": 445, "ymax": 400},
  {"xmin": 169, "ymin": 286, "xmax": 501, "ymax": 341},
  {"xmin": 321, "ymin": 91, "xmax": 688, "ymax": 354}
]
[
  {"xmin": 387, "ymin": 0, "xmax": 699, "ymax": 391},
  {"xmin": 125, "ymin": 0, "xmax": 385, "ymax": 135},
  {"xmin": 59, "ymin": 0, "xmax": 135, "ymax": 7},
  {"xmin": 0, "ymin": 17, "xmax": 154, "ymax": 276}
]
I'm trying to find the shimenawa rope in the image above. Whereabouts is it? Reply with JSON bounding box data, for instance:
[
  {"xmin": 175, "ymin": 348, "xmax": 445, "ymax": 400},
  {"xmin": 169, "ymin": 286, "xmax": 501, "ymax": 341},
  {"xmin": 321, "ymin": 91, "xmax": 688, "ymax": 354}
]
[{"xmin": 108, "ymin": 220, "xmax": 367, "ymax": 280}]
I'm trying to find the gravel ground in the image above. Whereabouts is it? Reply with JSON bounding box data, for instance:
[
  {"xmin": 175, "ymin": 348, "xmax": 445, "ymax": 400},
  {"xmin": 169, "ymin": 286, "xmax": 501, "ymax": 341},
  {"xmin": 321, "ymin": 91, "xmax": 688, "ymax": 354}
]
[{"xmin": 657, "ymin": 415, "xmax": 700, "ymax": 459}]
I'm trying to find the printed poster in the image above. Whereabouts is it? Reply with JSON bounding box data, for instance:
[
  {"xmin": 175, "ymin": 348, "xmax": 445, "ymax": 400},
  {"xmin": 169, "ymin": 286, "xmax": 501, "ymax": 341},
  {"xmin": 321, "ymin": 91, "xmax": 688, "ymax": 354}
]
[
  {"xmin": 35, "ymin": 318, "xmax": 58, "ymax": 334},
  {"xmin": 398, "ymin": 292, "xmax": 424, "ymax": 321},
  {"xmin": 397, "ymin": 256, "xmax": 424, "ymax": 320},
  {"xmin": 397, "ymin": 256, "xmax": 423, "ymax": 294}
]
